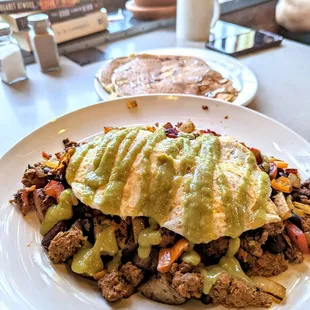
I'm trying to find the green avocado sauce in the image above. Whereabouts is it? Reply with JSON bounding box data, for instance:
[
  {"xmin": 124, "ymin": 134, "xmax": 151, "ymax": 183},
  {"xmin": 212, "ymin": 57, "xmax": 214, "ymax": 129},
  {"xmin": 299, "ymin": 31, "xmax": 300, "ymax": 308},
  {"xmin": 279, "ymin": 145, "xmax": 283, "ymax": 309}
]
[
  {"xmin": 216, "ymin": 167, "xmax": 238, "ymax": 237},
  {"xmin": 182, "ymin": 135, "xmax": 221, "ymax": 244},
  {"xmin": 143, "ymin": 153, "xmax": 176, "ymax": 224},
  {"xmin": 252, "ymin": 172, "xmax": 270, "ymax": 228},
  {"xmin": 202, "ymin": 237, "xmax": 250, "ymax": 295},
  {"xmin": 85, "ymin": 129, "xmax": 130, "ymax": 189},
  {"xmin": 97, "ymin": 130, "xmax": 148, "ymax": 214},
  {"xmin": 71, "ymin": 225, "xmax": 119, "ymax": 276},
  {"xmin": 182, "ymin": 250, "xmax": 201, "ymax": 266},
  {"xmin": 137, "ymin": 223, "xmax": 162, "ymax": 259},
  {"xmin": 234, "ymin": 152, "xmax": 256, "ymax": 235},
  {"xmin": 40, "ymin": 189, "xmax": 77, "ymax": 235},
  {"xmin": 135, "ymin": 128, "xmax": 166, "ymax": 214}
]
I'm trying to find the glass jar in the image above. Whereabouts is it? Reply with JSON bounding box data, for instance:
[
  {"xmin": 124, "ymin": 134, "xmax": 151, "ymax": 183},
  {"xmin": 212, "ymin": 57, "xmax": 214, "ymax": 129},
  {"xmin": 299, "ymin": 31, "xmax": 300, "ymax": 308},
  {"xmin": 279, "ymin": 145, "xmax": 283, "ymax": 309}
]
[
  {"xmin": 27, "ymin": 13, "xmax": 60, "ymax": 73},
  {"xmin": 0, "ymin": 22, "xmax": 27, "ymax": 85}
]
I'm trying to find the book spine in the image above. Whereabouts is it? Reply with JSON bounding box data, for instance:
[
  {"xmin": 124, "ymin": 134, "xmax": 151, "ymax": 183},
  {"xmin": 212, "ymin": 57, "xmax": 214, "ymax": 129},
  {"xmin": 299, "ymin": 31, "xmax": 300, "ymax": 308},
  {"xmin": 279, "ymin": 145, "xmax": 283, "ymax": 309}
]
[
  {"xmin": 14, "ymin": 1, "xmax": 103, "ymax": 31},
  {"xmin": 52, "ymin": 10, "xmax": 108, "ymax": 44},
  {"xmin": 0, "ymin": 0, "xmax": 40, "ymax": 13},
  {"xmin": 0, "ymin": 0, "xmax": 99, "ymax": 14}
]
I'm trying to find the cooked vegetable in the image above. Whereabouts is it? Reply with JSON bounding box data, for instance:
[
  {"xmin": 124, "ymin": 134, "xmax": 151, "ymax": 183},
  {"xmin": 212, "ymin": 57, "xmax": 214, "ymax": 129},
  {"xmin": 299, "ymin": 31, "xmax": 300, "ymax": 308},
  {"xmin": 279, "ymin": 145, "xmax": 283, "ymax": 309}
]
[
  {"xmin": 284, "ymin": 168, "xmax": 298, "ymax": 175},
  {"xmin": 273, "ymin": 192, "xmax": 292, "ymax": 220},
  {"xmin": 288, "ymin": 173, "xmax": 301, "ymax": 188},
  {"xmin": 157, "ymin": 238, "xmax": 190, "ymax": 273},
  {"xmin": 249, "ymin": 147, "xmax": 263, "ymax": 165},
  {"xmin": 21, "ymin": 185, "xmax": 36, "ymax": 204},
  {"xmin": 271, "ymin": 177, "xmax": 292, "ymax": 193},
  {"xmin": 42, "ymin": 151, "xmax": 51, "ymax": 159},
  {"xmin": 44, "ymin": 180, "xmax": 65, "ymax": 202},
  {"xmin": 251, "ymin": 276, "xmax": 286, "ymax": 303},
  {"xmin": 269, "ymin": 162, "xmax": 278, "ymax": 180},
  {"xmin": 293, "ymin": 201, "xmax": 310, "ymax": 215},
  {"xmin": 93, "ymin": 269, "xmax": 107, "ymax": 280},
  {"xmin": 305, "ymin": 232, "xmax": 310, "ymax": 247},
  {"xmin": 179, "ymin": 121, "xmax": 195, "ymax": 133},
  {"xmin": 274, "ymin": 161, "xmax": 289, "ymax": 169},
  {"xmin": 286, "ymin": 196, "xmax": 306, "ymax": 217},
  {"xmin": 286, "ymin": 223, "xmax": 309, "ymax": 254},
  {"xmin": 45, "ymin": 159, "xmax": 59, "ymax": 169}
]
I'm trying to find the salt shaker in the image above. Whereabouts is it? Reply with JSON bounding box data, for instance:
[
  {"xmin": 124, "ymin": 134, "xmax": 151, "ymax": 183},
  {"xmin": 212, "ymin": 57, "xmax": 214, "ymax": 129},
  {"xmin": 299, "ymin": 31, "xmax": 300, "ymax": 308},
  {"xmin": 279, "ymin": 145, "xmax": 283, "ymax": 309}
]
[
  {"xmin": 27, "ymin": 13, "xmax": 60, "ymax": 73},
  {"xmin": 0, "ymin": 22, "xmax": 27, "ymax": 85}
]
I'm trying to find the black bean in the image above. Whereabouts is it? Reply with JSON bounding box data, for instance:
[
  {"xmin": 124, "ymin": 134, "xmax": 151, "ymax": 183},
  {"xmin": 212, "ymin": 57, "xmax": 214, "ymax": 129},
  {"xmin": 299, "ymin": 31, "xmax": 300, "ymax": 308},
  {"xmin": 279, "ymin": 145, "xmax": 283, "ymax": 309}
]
[
  {"xmin": 265, "ymin": 235, "xmax": 288, "ymax": 254},
  {"xmin": 289, "ymin": 214, "xmax": 302, "ymax": 229}
]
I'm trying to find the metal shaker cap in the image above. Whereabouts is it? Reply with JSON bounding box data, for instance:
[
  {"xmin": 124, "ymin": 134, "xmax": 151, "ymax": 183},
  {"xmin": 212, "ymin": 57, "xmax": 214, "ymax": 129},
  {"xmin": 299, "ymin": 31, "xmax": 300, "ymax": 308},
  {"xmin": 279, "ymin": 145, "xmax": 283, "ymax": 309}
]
[
  {"xmin": 27, "ymin": 13, "xmax": 50, "ymax": 30},
  {"xmin": 0, "ymin": 22, "xmax": 11, "ymax": 37}
]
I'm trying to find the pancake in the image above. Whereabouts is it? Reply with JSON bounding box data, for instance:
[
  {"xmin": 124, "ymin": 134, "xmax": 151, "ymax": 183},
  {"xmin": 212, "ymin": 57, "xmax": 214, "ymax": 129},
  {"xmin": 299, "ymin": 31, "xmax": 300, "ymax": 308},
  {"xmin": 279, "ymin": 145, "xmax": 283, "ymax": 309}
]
[
  {"xmin": 99, "ymin": 54, "xmax": 239, "ymax": 102},
  {"xmin": 66, "ymin": 127, "xmax": 280, "ymax": 244}
]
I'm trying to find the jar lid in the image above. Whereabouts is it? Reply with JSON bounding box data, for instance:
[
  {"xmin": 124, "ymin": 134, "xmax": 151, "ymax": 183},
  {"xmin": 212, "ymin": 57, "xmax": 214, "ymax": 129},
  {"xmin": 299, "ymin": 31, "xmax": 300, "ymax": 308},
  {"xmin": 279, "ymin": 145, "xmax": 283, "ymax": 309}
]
[
  {"xmin": 0, "ymin": 22, "xmax": 11, "ymax": 37},
  {"xmin": 27, "ymin": 13, "xmax": 50, "ymax": 29}
]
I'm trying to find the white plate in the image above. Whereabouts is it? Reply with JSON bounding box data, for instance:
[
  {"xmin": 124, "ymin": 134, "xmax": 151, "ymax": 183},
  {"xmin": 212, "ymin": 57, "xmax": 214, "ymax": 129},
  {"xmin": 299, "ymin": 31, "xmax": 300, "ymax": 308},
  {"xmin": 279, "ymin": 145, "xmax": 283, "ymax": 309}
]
[
  {"xmin": 1, "ymin": 95, "xmax": 310, "ymax": 310},
  {"xmin": 94, "ymin": 47, "xmax": 258, "ymax": 106}
]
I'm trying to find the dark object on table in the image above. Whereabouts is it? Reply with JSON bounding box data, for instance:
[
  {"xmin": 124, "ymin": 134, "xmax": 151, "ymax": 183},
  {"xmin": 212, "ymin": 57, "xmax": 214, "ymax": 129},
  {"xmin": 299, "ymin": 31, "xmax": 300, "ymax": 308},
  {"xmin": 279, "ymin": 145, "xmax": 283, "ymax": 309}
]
[
  {"xmin": 205, "ymin": 29, "xmax": 283, "ymax": 57},
  {"xmin": 65, "ymin": 47, "xmax": 107, "ymax": 66},
  {"xmin": 278, "ymin": 26, "xmax": 310, "ymax": 46}
]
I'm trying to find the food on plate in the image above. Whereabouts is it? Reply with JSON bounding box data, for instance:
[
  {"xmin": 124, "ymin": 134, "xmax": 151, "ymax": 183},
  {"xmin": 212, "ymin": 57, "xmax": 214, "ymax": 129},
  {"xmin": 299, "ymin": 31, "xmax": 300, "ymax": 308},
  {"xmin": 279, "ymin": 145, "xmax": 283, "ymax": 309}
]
[
  {"xmin": 98, "ymin": 54, "xmax": 239, "ymax": 102},
  {"xmin": 12, "ymin": 121, "xmax": 310, "ymax": 308}
]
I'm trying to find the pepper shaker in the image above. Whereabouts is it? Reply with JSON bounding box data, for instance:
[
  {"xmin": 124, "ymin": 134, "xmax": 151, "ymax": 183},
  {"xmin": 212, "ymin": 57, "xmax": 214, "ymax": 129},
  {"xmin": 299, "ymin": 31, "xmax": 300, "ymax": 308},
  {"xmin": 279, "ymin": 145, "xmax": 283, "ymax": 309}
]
[
  {"xmin": 0, "ymin": 22, "xmax": 27, "ymax": 85},
  {"xmin": 27, "ymin": 13, "xmax": 60, "ymax": 73}
]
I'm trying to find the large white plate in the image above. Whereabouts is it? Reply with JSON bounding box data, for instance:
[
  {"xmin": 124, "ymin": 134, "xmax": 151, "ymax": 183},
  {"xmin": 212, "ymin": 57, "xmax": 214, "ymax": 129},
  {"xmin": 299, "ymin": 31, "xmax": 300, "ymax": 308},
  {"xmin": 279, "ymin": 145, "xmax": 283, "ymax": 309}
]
[
  {"xmin": 94, "ymin": 47, "xmax": 258, "ymax": 106},
  {"xmin": 0, "ymin": 95, "xmax": 309, "ymax": 310}
]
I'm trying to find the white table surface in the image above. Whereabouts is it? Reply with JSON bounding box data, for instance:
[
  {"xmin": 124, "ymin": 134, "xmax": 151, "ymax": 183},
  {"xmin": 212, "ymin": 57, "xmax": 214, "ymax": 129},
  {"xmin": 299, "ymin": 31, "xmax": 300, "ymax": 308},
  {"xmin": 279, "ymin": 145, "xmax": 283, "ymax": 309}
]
[{"xmin": 1, "ymin": 28, "xmax": 310, "ymax": 157}]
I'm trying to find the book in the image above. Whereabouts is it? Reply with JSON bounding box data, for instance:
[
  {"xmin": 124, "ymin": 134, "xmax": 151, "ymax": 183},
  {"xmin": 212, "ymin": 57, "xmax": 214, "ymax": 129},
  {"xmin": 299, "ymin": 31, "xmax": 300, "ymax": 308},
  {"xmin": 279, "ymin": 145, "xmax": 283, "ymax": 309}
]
[
  {"xmin": 0, "ymin": 0, "xmax": 97, "ymax": 14},
  {"xmin": 12, "ymin": 9, "xmax": 108, "ymax": 52},
  {"xmin": 0, "ymin": 0, "xmax": 103, "ymax": 31}
]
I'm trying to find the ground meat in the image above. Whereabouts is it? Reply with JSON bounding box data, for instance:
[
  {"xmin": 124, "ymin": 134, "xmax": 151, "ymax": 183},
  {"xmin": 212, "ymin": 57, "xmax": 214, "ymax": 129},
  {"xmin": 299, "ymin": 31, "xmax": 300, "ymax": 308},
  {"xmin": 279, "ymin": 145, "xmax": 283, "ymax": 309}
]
[
  {"xmin": 208, "ymin": 272, "xmax": 272, "ymax": 308},
  {"xmin": 98, "ymin": 272, "xmax": 135, "ymax": 302},
  {"xmin": 170, "ymin": 262, "xmax": 202, "ymax": 275},
  {"xmin": 263, "ymin": 221, "xmax": 284, "ymax": 236},
  {"xmin": 48, "ymin": 227, "xmax": 85, "ymax": 263},
  {"xmin": 41, "ymin": 221, "xmax": 67, "ymax": 250},
  {"xmin": 238, "ymin": 229, "xmax": 269, "ymax": 258},
  {"xmin": 22, "ymin": 166, "xmax": 47, "ymax": 188},
  {"xmin": 62, "ymin": 138, "xmax": 79, "ymax": 149},
  {"xmin": 115, "ymin": 219, "xmax": 130, "ymax": 248},
  {"xmin": 284, "ymin": 246, "xmax": 304, "ymax": 264},
  {"xmin": 170, "ymin": 262, "xmax": 192, "ymax": 275},
  {"xmin": 159, "ymin": 227, "xmax": 178, "ymax": 247},
  {"xmin": 246, "ymin": 252, "xmax": 288, "ymax": 277},
  {"xmin": 12, "ymin": 188, "xmax": 35, "ymax": 216},
  {"xmin": 172, "ymin": 271, "xmax": 202, "ymax": 298},
  {"xmin": 32, "ymin": 189, "xmax": 55, "ymax": 222},
  {"xmin": 120, "ymin": 262, "xmax": 144, "ymax": 287},
  {"xmin": 301, "ymin": 216, "xmax": 310, "ymax": 232},
  {"xmin": 132, "ymin": 248, "xmax": 159, "ymax": 273},
  {"xmin": 196, "ymin": 237, "xmax": 229, "ymax": 265}
]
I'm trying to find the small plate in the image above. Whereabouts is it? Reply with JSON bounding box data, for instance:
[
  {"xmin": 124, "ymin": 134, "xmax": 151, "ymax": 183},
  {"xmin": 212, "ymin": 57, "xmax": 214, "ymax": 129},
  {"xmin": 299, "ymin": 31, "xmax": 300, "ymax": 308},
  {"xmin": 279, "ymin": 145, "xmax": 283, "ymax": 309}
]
[
  {"xmin": 1, "ymin": 95, "xmax": 309, "ymax": 309},
  {"xmin": 94, "ymin": 47, "xmax": 258, "ymax": 106}
]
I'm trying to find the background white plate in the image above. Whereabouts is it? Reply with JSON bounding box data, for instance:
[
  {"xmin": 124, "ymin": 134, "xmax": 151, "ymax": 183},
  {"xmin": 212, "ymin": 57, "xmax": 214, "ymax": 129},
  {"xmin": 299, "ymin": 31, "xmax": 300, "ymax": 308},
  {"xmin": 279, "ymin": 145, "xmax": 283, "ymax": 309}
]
[
  {"xmin": 94, "ymin": 47, "xmax": 258, "ymax": 106},
  {"xmin": 1, "ymin": 95, "xmax": 309, "ymax": 310}
]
